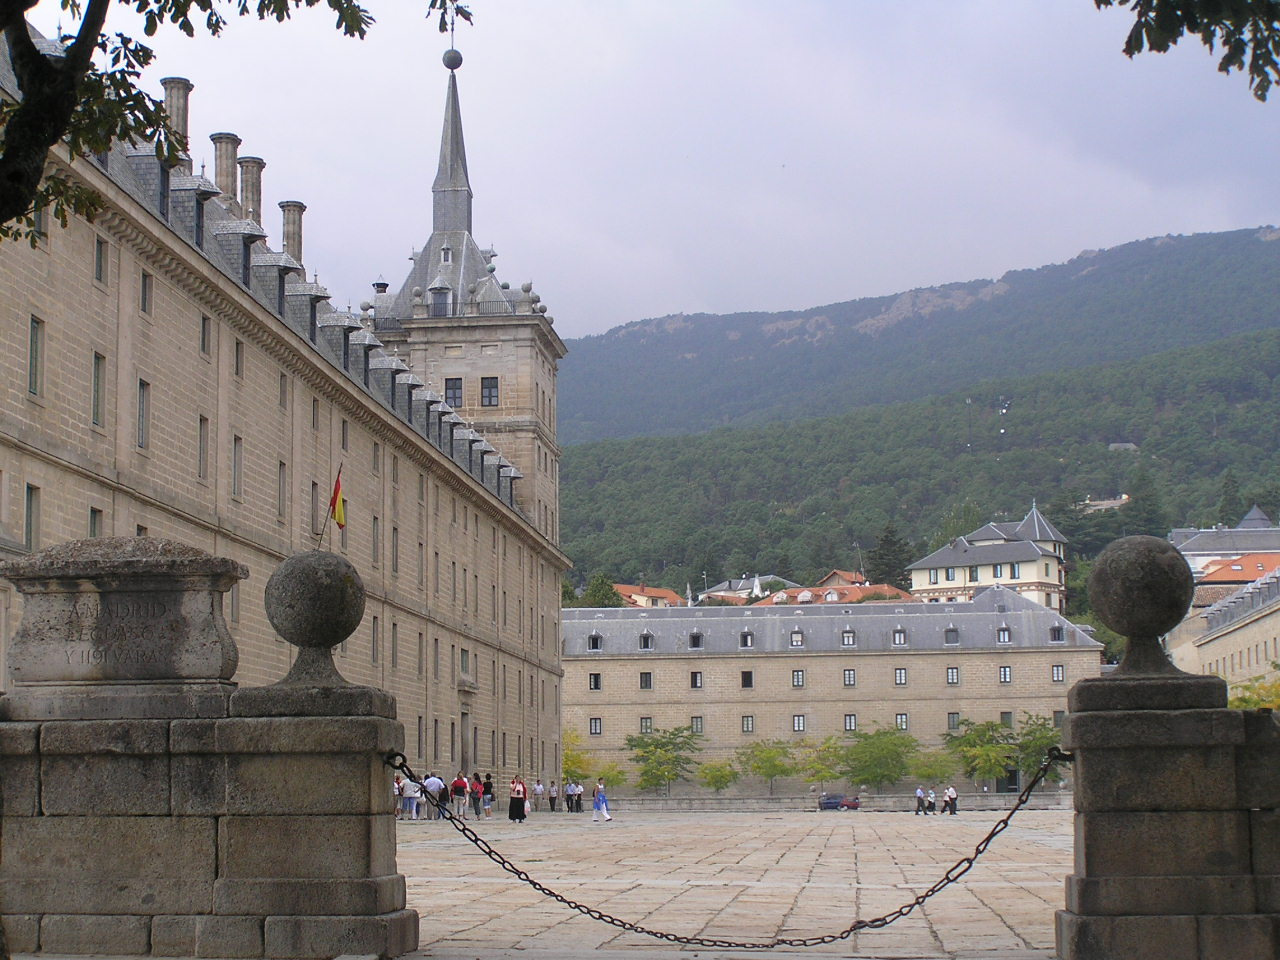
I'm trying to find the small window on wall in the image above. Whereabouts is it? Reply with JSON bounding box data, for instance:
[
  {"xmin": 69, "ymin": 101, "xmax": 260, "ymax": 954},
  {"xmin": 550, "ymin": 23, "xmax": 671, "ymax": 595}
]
[
  {"xmin": 639, "ymin": 717, "xmax": 653, "ymax": 734},
  {"xmin": 481, "ymin": 376, "xmax": 499, "ymax": 407},
  {"xmin": 999, "ymin": 666, "xmax": 1012, "ymax": 683},
  {"xmin": 947, "ymin": 712, "xmax": 960, "ymax": 731},
  {"xmin": 445, "ymin": 377, "xmax": 462, "ymax": 407},
  {"xmin": 895, "ymin": 713, "xmax": 909, "ymax": 731},
  {"xmin": 844, "ymin": 714, "xmax": 857, "ymax": 732},
  {"xmin": 843, "ymin": 669, "xmax": 856, "ymax": 687},
  {"xmin": 639, "ymin": 671, "xmax": 653, "ymax": 690},
  {"xmin": 792, "ymin": 715, "xmax": 806, "ymax": 733},
  {"xmin": 690, "ymin": 671, "xmax": 703, "ymax": 689},
  {"xmin": 1000, "ymin": 711, "xmax": 1014, "ymax": 727},
  {"xmin": 741, "ymin": 670, "xmax": 753, "ymax": 689},
  {"xmin": 946, "ymin": 666, "xmax": 959, "ymax": 685},
  {"xmin": 792, "ymin": 669, "xmax": 805, "ymax": 688},
  {"xmin": 589, "ymin": 718, "xmax": 602, "ymax": 736},
  {"xmin": 1051, "ymin": 664, "xmax": 1065, "ymax": 683},
  {"xmin": 690, "ymin": 716, "xmax": 703, "ymax": 734},
  {"xmin": 588, "ymin": 673, "xmax": 601, "ymax": 690},
  {"xmin": 894, "ymin": 667, "xmax": 907, "ymax": 686},
  {"xmin": 741, "ymin": 715, "xmax": 754, "ymax": 733}
]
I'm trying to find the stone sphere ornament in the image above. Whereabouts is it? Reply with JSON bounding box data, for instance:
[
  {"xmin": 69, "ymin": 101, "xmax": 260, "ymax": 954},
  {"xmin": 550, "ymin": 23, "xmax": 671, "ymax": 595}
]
[
  {"xmin": 443, "ymin": 48, "xmax": 463, "ymax": 70},
  {"xmin": 265, "ymin": 550, "xmax": 365, "ymax": 686},
  {"xmin": 1088, "ymin": 535, "xmax": 1194, "ymax": 676}
]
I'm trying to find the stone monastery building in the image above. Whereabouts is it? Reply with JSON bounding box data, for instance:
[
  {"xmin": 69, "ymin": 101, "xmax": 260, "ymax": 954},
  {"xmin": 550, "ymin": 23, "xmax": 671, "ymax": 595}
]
[
  {"xmin": 0, "ymin": 39, "xmax": 569, "ymax": 782},
  {"xmin": 563, "ymin": 586, "xmax": 1102, "ymax": 782}
]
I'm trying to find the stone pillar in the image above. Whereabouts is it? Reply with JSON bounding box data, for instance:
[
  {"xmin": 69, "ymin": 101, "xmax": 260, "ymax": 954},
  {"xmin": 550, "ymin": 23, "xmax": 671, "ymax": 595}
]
[
  {"xmin": 210, "ymin": 132, "xmax": 240, "ymax": 206},
  {"xmin": 238, "ymin": 156, "xmax": 265, "ymax": 226},
  {"xmin": 0, "ymin": 540, "xmax": 418, "ymax": 958},
  {"xmin": 160, "ymin": 77, "xmax": 194, "ymax": 176},
  {"xmin": 279, "ymin": 200, "xmax": 306, "ymax": 265},
  {"xmin": 1056, "ymin": 536, "xmax": 1280, "ymax": 960}
]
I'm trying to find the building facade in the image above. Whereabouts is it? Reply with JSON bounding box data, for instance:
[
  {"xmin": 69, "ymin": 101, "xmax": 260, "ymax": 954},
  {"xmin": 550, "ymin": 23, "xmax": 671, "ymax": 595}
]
[
  {"xmin": 562, "ymin": 586, "xmax": 1102, "ymax": 785},
  {"xmin": 0, "ymin": 42, "xmax": 568, "ymax": 783},
  {"xmin": 907, "ymin": 504, "xmax": 1067, "ymax": 611},
  {"xmin": 1167, "ymin": 569, "xmax": 1280, "ymax": 689}
]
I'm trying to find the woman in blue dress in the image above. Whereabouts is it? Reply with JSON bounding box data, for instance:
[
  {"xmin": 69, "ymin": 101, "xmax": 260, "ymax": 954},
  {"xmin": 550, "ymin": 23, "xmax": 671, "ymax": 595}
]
[{"xmin": 591, "ymin": 777, "xmax": 612, "ymax": 822}]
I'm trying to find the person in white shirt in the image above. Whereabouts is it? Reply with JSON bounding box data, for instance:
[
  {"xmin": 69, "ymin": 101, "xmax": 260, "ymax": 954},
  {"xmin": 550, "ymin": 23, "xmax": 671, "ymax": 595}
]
[
  {"xmin": 532, "ymin": 779, "xmax": 545, "ymax": 812},
  {"xmin": 400, "ymin": 775, "xmax": 423, "ymax": 820},
  {"xmin": 422, "ymin": 773, "xmax": 446, "ymax": 820},
  {"xmin": 548, "ymin": 780, "xmax": 559, "ymax": 812}
]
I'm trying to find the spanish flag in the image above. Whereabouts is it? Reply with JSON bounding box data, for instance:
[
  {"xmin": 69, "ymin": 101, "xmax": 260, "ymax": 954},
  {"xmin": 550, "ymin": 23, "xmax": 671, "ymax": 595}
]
[{"xmin": 328, "ymin": 468, "xmax": 346, "ymax": 529}]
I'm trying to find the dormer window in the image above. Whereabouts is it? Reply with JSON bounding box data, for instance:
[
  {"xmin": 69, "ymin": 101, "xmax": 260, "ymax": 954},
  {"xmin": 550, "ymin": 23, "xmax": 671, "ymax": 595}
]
[
  {"xmin": 241, "ymin": 240, "xmax": 253, "ymax": 286},
  {"xmin": 440, "ymin": 246, "xmax": 452, "ymax": 264},
  {"xmin": 194, "ymin": 198, "xmax": 205, "ymax": 248},
  {"xmin": 944, "ymin": 627, "xmax": 959, "ymax": 646},
  {"xmin": 789, "ymin": 630, "xmax": 804, "ymax": 647},
  {"xmin": 689, "ymin": 632, "xmax": 703, "ymax": 649},
  {"xmin": 587, "ymin": 633, "xmax": 602, "ymax": 651},
  {"xmin": 841, "ymin": 630, "xmax": 856, "ymax": 647},
  {"xmin": 1049, "ymin": 625, "xmax": 1065, "ymax": 644},
  {"xmin": 997, "ymin": 626, "xmax": 1012, "ymax": 644},
  {"xmin": 739, "ymin": 631, "xmax": 753, "ymax": 649},
  {"xmin": 639, "ymin": 633, "xmax": 654, "ymax": 650},
  {"xmin": 892, "ymin": 627, "xmax": 907, "ymax": 646}
]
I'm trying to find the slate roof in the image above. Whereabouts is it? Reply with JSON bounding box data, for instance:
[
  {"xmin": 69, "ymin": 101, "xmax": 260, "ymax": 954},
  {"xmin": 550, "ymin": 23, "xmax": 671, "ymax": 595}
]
[
  {"xmin": 564, "ymin": 585, "xmax": 1098, "ymax": 657},
  {"xmin": 907, "ymin": 537, "xmax": 1054, "ymax": 571}
]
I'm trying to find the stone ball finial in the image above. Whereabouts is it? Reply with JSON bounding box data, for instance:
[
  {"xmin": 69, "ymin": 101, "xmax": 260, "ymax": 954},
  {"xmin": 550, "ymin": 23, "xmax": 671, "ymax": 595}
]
[
  {"xmin": 265, "ymin": 551, "xmax": 364, "ymax": 686},
  {"xmin": 443, "ymin": 48, "xmax": 463, "ymax": 70},
  {"xmin": 1088, "ymin": 535, "xmax": 1193, "ymax": 676}
]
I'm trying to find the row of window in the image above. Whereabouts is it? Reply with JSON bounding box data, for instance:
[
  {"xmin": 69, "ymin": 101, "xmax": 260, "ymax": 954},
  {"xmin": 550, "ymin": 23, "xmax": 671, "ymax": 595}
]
[
  {"xmin": 586, "ymin": 624, "xmax": 1064, "ymax": 652},
  {"xmin": 588, "ymin": 709, "xmax": 1069, "ymax": 737},
  {"xmin": 587, "ymin": 663, "xmax": 1068, "ymax": 690},
  {"xmin": 927, "ymin": 561, "xmax": 1052, "ymax": 584}
]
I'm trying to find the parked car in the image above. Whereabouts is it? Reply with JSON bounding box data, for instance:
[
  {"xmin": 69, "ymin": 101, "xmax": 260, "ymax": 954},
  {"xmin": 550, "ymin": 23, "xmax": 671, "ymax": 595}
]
[{"xmin": 817, "ymin": 793, "xmax": 860, "ymax": 810}]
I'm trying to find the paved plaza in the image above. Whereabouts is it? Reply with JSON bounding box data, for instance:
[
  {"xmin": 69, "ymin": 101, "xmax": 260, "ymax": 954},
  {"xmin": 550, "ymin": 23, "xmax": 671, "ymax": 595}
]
[{"xmin": 397, "ymin": 806, "xmax": 1071, "ymax": 960}]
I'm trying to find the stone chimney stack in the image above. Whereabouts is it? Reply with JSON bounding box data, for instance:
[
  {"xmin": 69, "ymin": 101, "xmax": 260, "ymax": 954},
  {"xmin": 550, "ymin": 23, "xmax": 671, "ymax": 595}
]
[
  {"xmin": 279, "ymin": 200, "xmax": 306, "ymax": 265},
  {"xmin": 160, "ymin": 77, "xmax": 194, "ymax": 176},
  {"xmin": 210, "ymin": 132, "xmax": 241, "ymax": 208},
  {"xmin": 238, "ymin": 156, "xmax": 265, "ymax": 226}
]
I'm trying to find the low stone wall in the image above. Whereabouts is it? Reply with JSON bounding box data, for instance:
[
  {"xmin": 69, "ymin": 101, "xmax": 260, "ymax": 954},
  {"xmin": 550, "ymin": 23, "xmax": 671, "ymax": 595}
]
[{"xmin": 601, "ymin": 790, "xmax": 1073, "ymax": 814}]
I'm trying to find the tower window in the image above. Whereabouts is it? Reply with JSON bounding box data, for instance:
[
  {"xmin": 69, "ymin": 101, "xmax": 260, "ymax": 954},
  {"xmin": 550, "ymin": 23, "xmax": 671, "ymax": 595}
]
[
  {"xmin": 440, "ymin": 246, "xmax": 452, "ymax": 264},
  {"xmin": 445, "ymin": 377, "xmax": 462, "ymax": 408},
  {"xmin": 481, "ymin": 376, "xmax": 499, "ymax": 407}
]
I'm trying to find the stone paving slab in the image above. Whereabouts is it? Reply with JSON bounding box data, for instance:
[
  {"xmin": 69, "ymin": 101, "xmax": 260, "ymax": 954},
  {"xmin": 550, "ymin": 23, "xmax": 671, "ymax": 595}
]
[{"xmin": 395, "ymin": 808, "xmax": 1069, "ymax": 960}]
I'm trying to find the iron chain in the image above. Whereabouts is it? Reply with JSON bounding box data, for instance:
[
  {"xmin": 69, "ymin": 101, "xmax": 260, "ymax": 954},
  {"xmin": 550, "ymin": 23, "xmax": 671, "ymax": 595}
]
[{"xmin": 384, "ymin": 746, "xmax": 1074, "ymax": 950}]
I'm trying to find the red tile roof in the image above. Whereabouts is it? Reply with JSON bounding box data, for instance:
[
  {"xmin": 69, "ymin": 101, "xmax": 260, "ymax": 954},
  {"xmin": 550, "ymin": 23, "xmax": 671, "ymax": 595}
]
[{"xmin": 1198, "ymin": 553, "xmax": 1280, "ymax": 583}]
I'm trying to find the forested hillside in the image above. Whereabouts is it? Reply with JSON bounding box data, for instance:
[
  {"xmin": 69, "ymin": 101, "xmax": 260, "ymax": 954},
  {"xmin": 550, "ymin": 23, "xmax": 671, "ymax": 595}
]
[
  {"xmin": 558, "ymin": 228, "xmax": 1280, "ymax": 445},
  {"xmin": 560, "ymin": 329, "xmax": 1280, "ymax": 590}
]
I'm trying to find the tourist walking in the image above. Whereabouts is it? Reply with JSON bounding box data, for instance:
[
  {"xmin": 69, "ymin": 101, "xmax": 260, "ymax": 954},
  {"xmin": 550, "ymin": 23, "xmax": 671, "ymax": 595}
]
[
  {"xmin": 945, "ymin": 784, "xmax": 958, "ymax": 815},
  {"xmin": 509, "ymin": 775, "xmax": 527, "ymax": 823},
  {"xmin": 422, "ymin": 772, "xmax": 445, "ymax": 820},
  {"xmin": 482, "ymin": 775, "xmax": 495, "ymax": 818},
  {"xmin": 401, "ymin": 774, "xmax": 423, "ymax": 821},
  {"xmin": 548, "ymin": 780, "xmax": 559, "ymax": 812},
  {"xmin": 915, "ymin": 786, "xmax": 927, "ymax": 815},
  {"xmin": 451, "ymin": 772, "xmax": 470, "ymax": 819},
  {"xmin": 926, "ymin": 788, "xmax": 937, "ymax": 814},
  {"xmin": 470, "ymin": 773, "xmax": 484, "ymax": 819},
  {"xmin": 533, "ymin": 778, "xmax": 545, "ymax": 812},
  {"xmin": 591, "ymin": 777, "xmax": 613, "ymax": 822}
]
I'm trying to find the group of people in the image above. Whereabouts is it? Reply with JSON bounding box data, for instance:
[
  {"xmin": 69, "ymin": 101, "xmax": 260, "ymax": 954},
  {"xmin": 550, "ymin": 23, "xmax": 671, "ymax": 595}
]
[
  {"xmin": 914, "ymin": 784, "xmax": 959, "ymax": 815},
  {"xmin": 393, "ymin": 772, "xmax": 494, "ymax": 821},
  {"xmin": 392, "ymin": 774, "xmax": 613, "ymax": 822}
]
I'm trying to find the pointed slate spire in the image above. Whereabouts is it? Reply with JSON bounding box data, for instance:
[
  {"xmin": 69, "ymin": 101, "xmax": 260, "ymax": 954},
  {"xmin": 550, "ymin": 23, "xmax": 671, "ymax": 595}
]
[{"xmin": 433, "ymin": 50, "xmax": 473, "ymax": 234}]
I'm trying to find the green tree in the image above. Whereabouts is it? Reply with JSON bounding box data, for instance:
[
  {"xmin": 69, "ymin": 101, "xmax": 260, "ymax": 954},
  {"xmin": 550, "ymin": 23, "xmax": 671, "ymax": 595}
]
[
  {"xmin": 735, "ymin": 739, "xmax": 795, "ymax": 795},
  {"xmin": 0, "ymin": 1, "xmax": 474, "ymax": 240},
  {"xmin": 865, "ymin": 522, "xmax": 914, "ymax": 591},
  {"xmin": 928, "ymin": 500, "xmax": 988, "ymax": 550},
  {"xmin": 1216, "ymin": 468, "xmax": 1245, "ymax": 526},
  {"xmin": 911, "ymin": 748, "xmax": 960, "ymax": 784},
  {"xmin": 590, "ymin": 760, "xmax": 630, "ymax": 792},
  {"xmin": 841, "ymin": 728, "xmax": 919, "ymax": 789},
  {"xmin": 577, "ymin": 572, "xmax": 627, "ymax": 608},
  {"xmin": 697, "ymin": 760, "xmax": 741, "ymax": 794},
  {"xmin": 792, "ymin": 736, "xmax": 847, "ymax": 792},
  {"xmin": 1014, "ymin": 713, "xmax": 1064, "ymax": 783},
  {"xmin": 561, "ymin": 727, "xmax": 591, "ymax": 784},
  {"xmin": 560, "ymin": 577, "xmax": 578, "ymax": 606},
  {"xmin": 1228, "ymin": 662, "xmax": 1280, "ymax": 708},
  {"xmin": 1119, "ymin": 466, "xmax": 1168, "ymax": 537},
  {"xmin": 1094, "ymin": 0, "xmax": 1280, "ymax": 100},
  {"xmin": 624, "ymin": 725, "xmax": 704, "ymax": 795},
  {"xmin": 944, "ymin": 719, "xmax": 1017, "ymax": 781}
]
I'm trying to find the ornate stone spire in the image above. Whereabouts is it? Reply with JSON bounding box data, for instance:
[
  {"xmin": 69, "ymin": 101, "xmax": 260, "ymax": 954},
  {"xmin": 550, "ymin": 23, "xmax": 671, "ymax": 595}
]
[{"xmin": 433, "ymin": 49, "xmax": 472, "ymax": 234}]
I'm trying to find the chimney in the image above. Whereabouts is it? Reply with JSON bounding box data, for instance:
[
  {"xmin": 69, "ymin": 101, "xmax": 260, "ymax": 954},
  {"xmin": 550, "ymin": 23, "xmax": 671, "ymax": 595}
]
[
  {"xmin": 279, "ymin": 200, "xmax": 306, "ymax": 265},
  {"xmin": 210, "ymin": 132, "xmax": 241, "ymax": 206},
  {"xmin": 160, "ymin": 77, "xmax": 194, "ymax": 176},
  {"xmin": 238, "ymin": 156, "xmax": 265, "ymax": 226}
]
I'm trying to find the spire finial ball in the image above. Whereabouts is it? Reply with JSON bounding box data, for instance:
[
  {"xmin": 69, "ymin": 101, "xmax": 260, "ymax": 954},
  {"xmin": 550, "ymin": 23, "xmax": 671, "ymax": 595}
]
[{"xmin": 443, "ymin": 48, "xmax": 463, "ymax": 71}]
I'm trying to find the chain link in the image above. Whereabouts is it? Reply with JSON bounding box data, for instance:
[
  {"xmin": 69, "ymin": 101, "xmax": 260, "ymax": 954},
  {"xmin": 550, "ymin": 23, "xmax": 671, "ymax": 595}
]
[{"xmin": 384, "ymin": 747, "xmax": 1073, "ymax": 950}]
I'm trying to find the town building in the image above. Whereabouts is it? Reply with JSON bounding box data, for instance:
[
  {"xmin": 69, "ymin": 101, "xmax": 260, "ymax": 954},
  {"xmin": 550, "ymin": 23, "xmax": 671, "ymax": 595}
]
[
  {"xmin": 562, "ymin": 585, "xmax": 1102, "ymax": 790},
  {"xmin": 1169, "ymin": 506, "xmax": 1280, "ymax": 578},
  {"xmin": 753, "ymin": 583, "xmax": 911, "ymax": 605},
  {"xmin": 907, "ymin": 504, "xmax": 1067, "ymax": 611},
  {"xmin": 1166, "ymin": 569, "xmax": 1280, "ymax": 690},
  {"xmin": 614, "ymin": 583, "xmax": 686, "ymax": 608},
  {"xmin": 697, "ymin": 574, "xmax": 800, "ymax": 604},
  {"xmin": 0, "ymin": 40, "xmax": 568, "ymax": 782}
]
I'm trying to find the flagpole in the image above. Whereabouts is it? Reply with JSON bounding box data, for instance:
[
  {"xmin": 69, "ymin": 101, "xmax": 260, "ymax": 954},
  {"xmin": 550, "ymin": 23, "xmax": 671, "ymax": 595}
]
[{"xmin": 316, "ymin": 461, "xmax": 343, "ymax": 549}]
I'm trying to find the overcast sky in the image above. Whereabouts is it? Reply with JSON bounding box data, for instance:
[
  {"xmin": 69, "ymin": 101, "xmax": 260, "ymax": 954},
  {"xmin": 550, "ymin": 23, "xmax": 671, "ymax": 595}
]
[{"xmin": 30, "ymin": 1, "xmax": 1280, "ymax": 339}]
